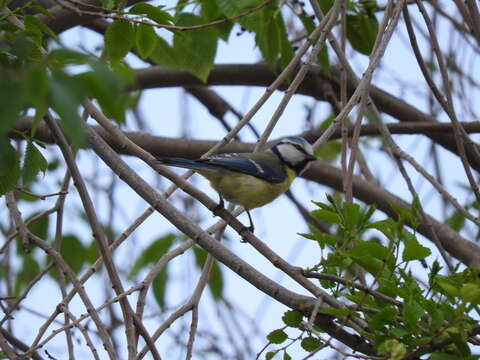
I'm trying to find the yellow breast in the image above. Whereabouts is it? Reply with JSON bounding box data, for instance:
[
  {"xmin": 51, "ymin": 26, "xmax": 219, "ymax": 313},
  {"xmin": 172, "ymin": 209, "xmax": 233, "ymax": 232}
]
[{"xmin": 199, "ymin": 167, "xmax": 296, "ymax": 210}]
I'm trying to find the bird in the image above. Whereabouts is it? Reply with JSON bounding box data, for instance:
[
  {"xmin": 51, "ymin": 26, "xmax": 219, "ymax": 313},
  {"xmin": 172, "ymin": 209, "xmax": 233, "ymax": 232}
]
[{"xmin": 156, "ymin": 136, "xmax": 316, "ymax": 232}]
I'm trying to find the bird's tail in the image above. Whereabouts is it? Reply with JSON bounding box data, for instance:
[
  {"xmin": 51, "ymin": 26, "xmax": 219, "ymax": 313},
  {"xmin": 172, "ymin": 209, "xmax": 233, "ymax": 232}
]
[{"xmin": 156, "ymin": 157, "xmax": 217, "ymax": 172}]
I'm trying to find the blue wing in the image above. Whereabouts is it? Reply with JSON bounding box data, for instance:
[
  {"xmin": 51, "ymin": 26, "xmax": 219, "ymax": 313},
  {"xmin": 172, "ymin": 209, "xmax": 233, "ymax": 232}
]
[{"xmin": 158, "ymin": 153, "xmax": 286, "ymax": 183}]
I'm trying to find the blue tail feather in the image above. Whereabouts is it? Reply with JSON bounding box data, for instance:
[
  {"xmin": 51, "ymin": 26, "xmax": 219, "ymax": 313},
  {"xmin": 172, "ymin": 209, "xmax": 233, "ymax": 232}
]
[{"xmin": 157, "ymin": 157, "xmax": 218, "ymax": 172}]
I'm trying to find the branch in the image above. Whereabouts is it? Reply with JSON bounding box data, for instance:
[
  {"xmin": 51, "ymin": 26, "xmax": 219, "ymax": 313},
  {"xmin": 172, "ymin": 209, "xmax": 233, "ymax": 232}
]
[{"xmin": 84, "ymin": 123, "xmax": 377, "ymax": 356}]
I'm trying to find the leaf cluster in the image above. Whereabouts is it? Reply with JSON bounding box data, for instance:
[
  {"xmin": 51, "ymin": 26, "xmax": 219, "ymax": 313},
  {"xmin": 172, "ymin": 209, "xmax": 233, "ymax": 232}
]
[{"xmin": 297, "ymin": 196, "xmax": 480, "ymax": 359}]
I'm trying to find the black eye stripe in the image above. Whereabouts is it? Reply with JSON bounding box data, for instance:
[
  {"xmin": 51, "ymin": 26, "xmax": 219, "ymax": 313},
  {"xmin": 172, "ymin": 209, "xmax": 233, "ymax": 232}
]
[{"xmin": 281, "ymin": 142, "xmax": 309, "ymax": 155}]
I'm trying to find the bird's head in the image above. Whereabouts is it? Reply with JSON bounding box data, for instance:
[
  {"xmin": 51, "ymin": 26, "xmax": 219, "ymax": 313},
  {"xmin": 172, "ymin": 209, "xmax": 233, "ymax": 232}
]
[{"xmin": 270, "ymin": 136, "xmax": 316, "ymax": 174}]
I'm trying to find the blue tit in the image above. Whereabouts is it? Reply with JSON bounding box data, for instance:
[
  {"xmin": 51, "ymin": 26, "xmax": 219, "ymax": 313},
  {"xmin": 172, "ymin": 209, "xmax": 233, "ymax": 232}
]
[{"xmin": 157, "ymin": 136, "xmax": 316, "ymax": 232}]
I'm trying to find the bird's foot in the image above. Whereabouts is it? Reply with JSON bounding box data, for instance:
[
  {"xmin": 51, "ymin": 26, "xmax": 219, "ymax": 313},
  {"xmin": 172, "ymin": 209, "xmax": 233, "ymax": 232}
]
[{"xmin": 212, "ymin": 196, "xmax": 225, "ymax": 217}]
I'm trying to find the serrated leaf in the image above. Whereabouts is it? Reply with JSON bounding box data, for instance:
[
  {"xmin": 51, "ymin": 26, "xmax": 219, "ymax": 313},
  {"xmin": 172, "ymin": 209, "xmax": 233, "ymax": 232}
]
[
  {"xmin": 267, "ymin": 329, "xmax": 288, "ymax": 344},
  {"xmin": 129, "ymin": 3, "xmax": 174, "ymax": 25},
  {"xmin": 152, "ymin": 267, "xmax": 168, "ymax": 308},
  {"xmin": 402, "ymin": 234, "xmax": 431, "ymax": 262},
  {"xmin": 282, "ymin": 310, "xmax": 303, "ymax": 327},
  {"xmin": 346, "ymin": 13, "xmax": 378, "ymax": 55},
  {"xmin": 0, "ymin": 141, "xmax": 20, "ymax": 195},
  {"xmin": 255, "ymin": 8, "xmax": 280, "ymax": 67},
  {"xmin": 105, "ymin": 21, "xmax": 135, "ymax": 62},
  {"xmin": 60, "ymin": 235, "xmax": 86, "ymax": 275},
  {"xmin": 171, "ymin": 13, "xmax": 218, "ymax": 81},
  {"xmin": 402, "ymin": 297, "xmax": 423, "ymax": 331},
  {"xmin": 25, "ymin": 65, "xmax": 48, "ymax": 113},
  {"xmin": 49, "ymin": 72, "xmax": 87, "ymax": 148},
  {"xmin": 136, "ymin": 24, "xmax": 158, "ymax": 59},
  {"xmin": 300, "ymin": 336, "xmax": 323, "ymax": 352},
  {"xmin": 22, "ymin": 140, "xmax": 48, "ymax": 185},
  {"xmin": 130, "ymin": 234, "xmax": 175, "ymax": 276}
]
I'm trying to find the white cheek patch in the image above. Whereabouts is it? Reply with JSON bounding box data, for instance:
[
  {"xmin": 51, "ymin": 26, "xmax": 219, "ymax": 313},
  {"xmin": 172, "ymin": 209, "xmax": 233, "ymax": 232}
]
[{"xmin": 277, "ymin": 144, "xmax": 305, "ymax": 165}]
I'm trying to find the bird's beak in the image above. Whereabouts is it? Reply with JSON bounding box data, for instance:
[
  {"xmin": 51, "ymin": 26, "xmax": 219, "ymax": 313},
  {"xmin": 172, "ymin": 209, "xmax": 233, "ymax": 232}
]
[{"xmin": 307, "ymin": 154, "xmax": 317, "ymax": 161}]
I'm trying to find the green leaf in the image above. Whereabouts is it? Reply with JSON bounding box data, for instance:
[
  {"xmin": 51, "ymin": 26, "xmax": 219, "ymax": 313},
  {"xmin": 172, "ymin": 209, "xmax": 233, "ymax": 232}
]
[
  {"xmin": 265, "ymin": 351, "xmax": 277, "ymax": 360},
  {"xmin": 429, "ymin": 354, "xmax": 465, "ymax": 360},
  {"xmin": 367, "ymin": 219, "xmax": 396, "ymax": 240},
  {"xmin": 26, "ymin": 213, "xmax": 49, "ymax": 241},
  {"xmin": 402, "ymin": 234, "xmax": 431, "ymax": 262},
  {"xmin": 446, "ymin": 210, "xmax": 465, "ymax": 231},
  {"xmin": 402, "ymin": 297, "xmax": 423, "ymax": 330},
  {"xmin": 314, "ymin": 140, "xmax": 341, "ymax": 161},
  {"xmin": 152, "ymin": 267, "xmax": 168, "ymax": 308},
  {"xmin": 381, "ymin": 339, "xmax": 407, "ymax": 360},
  {"xmin": 200, "ymin": 0, "xmax": 233, "ymax": 41},
  {"xmin": 283, "ymin": 351, "xmax": 291, "ymax": 360},
  {"xmin": 24, "ymin": 15, "xmax": 57, "ymax": 45},
  {"xmin": 171, "ymin": 13, "xmax": 218, "ymax": 81},
  {"xmin": 22, "ymin": 140, "xmax": 48, "ymax": 185},
  {"xmin": 129, "ymin": 3, "xmax": 174, "ymax": 25},
  {"xmin": 76, "ymin": 61, "xmax": 127, "ymax": 124},
  {"xmin": 282, "ymin": 310, "xmax": 303, "ymax": 327},
  {"xmin": 267, "ymin": 329, "xmax": 288, "ymax": 344},
  {"xmin": 208, "ymin": 260, "xmax": 224, "ymax": 300},
  {"xmin": 435, "ymin": 277, "xmax": 460, "ymax": 297},
  {"xmin": 149, "ymin": 36, "xmax": 178, "ymax": 67},
  {"xmin": 25, "ymin": 65, "xmax": 48, "ymax": 113},
  {"xmin": 217, "ymin": 0, "xmax": 263, "ymax": 33},
  {"xmin": 255, "ymin": 8, "xmax": 280, "ymax": 67},
  {"xmin": 60, "ymin": 235, "xmax": 86, "ymax": 275},
  {"xmin": 346, "ymin": 13, "xmax": 378, "ymax": 55},
  {"xmin": 193, "ymin": 247, "xmax": 224, "ymax": 299},
  {"xmin": 14, "ymin": 255, "xmax": 40, "ymax": 296},
  {"xmin": 105, "ymin": 21, "xmax": 135, "ymax": 62},
  {"xmin": 460, "ymin": 283, "xmax": 480, "ymax": 304},
  {"xmin": 349, "ymin": 240, "xmax": 391, "ymax": 260},
  {"xmin": 343, "ymin": 202, "xmax": 361, "ymax": 230},
  {"xmin": 311, "ymin": 209, "xmax": 341, "ymax": 224},
  {"xmin": 368, "ymin": 305, "xmax": 397, "ymax": 330},
  {"xmin": 0, "ymin": 141, "xmax": 20, "ymax": 195},
  {"xmin": 136, "ymin": 24, "xmax": 158, "ymax": 59},
  {"xmin": 85, "ymin": 240, "xmax": 99, "ymax": 265},
  {"xmin": 300, "ymin": 336, "xmax": 323, "ymax": 352},
  {"xmin": 49, "ymin": 72, "xmax": 87, "ymax": 148},
  {"xmin": 0, "ymin": 74, "xmax": 25, "ymax": 137},
  {"xmin": 130, "ymin": 234, "xmax": 175, "ymax": 276},
  {"xmin": 319, "ymin": 0, "xmax": 335, "ymax": 14},
  {"xmin": 30, "ymin": 5, "xmax": 54, "ymax": 18},
  {"xmin": 423, "ymin": 299, "xmax": 444, "ymax": 332}
]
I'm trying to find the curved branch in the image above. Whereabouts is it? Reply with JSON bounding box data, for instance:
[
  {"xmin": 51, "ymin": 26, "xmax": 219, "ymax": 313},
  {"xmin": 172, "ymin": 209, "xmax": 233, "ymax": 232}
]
[
  {"xmin": 133, "ymin": 64, "xmax": 480, "ymax": 171},
  {"xmin": 13, "ymin": 120, "xmax": 477, "ymax": 268}
]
